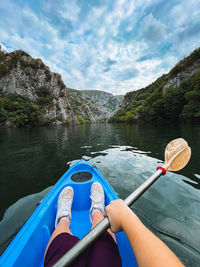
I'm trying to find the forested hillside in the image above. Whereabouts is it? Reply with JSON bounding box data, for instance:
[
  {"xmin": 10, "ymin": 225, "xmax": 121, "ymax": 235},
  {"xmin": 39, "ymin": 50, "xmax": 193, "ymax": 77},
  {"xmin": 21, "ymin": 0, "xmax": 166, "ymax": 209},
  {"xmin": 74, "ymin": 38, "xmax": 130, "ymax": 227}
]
[{"xmin": 109, "ymin": 48, "xmax": 200, "ymax": 123}]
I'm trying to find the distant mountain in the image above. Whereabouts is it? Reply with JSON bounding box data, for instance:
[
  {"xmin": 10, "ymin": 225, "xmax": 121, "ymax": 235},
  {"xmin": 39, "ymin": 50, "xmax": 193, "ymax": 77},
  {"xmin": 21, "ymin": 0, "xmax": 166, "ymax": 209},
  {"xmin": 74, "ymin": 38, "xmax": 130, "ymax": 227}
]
[
  {"xmin": 79, "ymin": 90, "xmax": 124, "ymax": 112},
  {"xmin": 109, "ymin": 48, "xmax": 200, "ymax": 123},
  {"xmin": 104, "ymin": 95, "xmax": 124, "ymax": 112},
  {"xmin": 66, "ymin": 88, "xmax": 111, "ymax": 123},
  {"xmin": 0, "ymin": 48, "xmax": 115, "ymax": 127}
]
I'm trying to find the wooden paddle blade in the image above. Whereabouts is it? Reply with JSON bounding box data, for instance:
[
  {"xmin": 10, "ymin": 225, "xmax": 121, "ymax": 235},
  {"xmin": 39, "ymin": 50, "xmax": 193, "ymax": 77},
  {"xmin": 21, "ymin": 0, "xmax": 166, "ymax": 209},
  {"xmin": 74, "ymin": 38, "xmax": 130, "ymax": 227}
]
[{"xmin": 164, "ymin": 138, "xmax": 191, "ymax": 171}]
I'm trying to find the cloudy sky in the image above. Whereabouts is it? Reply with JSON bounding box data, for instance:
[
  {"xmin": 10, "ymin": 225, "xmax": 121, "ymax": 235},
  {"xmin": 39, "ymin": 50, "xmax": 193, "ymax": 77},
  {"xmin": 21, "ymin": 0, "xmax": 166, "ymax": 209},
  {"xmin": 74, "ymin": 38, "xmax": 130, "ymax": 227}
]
[{"xmin": 0, "ymin": 0, "xmax": 200, "ymax": 95}]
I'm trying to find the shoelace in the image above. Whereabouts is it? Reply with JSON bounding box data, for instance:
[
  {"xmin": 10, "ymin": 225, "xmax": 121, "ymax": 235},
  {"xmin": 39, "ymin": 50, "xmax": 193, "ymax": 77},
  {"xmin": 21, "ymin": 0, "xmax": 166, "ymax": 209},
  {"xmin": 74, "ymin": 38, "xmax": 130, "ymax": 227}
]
[
  {"xmin": 90, "ymin": 195, "xmax": 104, "ymax": 203},
  {"xmin": 90, "ymin": 195, "xmax": 104, "ymax": 210},
  {"xmin": 58, "ymin": 196, "xmax": 72, "ymax": 210}
]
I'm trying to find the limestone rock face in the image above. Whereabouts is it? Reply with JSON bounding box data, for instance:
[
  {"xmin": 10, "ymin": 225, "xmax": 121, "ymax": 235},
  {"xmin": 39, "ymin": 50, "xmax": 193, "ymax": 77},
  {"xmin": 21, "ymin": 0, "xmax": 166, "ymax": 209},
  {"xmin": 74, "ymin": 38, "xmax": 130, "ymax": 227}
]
[
  {"xmin": 0, "ymin": 50, "xmax": 74, "ymax": 125},
  {"xmin": 163, "ymin": 58, "xmax": 200, "ymax": 92},
  {"xmin": 80, "ymin": 90, "xmax": 113, "ymax": 106}
]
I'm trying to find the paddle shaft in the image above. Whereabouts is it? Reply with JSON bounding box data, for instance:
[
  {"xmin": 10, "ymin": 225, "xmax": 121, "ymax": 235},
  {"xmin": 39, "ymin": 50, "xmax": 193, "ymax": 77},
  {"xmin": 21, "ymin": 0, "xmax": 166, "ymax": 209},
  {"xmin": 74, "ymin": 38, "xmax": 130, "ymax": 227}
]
[{"xmin": 53, "ymin": 169, "xmax": 163, "ymax": 267}]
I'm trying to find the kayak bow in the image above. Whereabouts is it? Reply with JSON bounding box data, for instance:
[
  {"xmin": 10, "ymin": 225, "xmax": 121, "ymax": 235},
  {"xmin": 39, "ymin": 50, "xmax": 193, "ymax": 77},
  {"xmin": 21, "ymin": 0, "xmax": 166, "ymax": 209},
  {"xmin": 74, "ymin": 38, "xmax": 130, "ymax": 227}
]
[{"xmin": 0, "ymin": 161, "xmax": 137, "ymax": 267}]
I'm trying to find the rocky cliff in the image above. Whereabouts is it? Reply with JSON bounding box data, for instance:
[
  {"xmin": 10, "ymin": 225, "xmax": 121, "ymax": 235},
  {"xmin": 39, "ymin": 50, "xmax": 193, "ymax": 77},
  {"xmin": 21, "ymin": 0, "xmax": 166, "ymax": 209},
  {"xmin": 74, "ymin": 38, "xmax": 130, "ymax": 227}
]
[
  {"xmin": 109, "ymin": 48, "xmax": 200, "ymax": 123},
  {"xmin": 0, "ymin": 49, "xmax": 74, "ymax": 126},
  {"xmin": 163, "ymin": 57, "xmax": 200, "ymax": 92},
  {"xmin": 0, "ymin": 48, "xmax": 113, "ymax": 127}
]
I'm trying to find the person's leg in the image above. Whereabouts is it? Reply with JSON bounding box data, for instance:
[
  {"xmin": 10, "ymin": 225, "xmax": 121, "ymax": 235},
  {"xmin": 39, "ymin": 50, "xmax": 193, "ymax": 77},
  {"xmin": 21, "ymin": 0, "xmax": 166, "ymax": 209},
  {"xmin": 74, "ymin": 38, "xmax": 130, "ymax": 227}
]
[
  {"xmin": 44, "ymin": 219, "xmax": 72, "ymax": 257},
  {"xmin": 92, "ymin": 210, "xmax": 116, "ymax": 242},
  {"xmin": 44, "ymin": 186, "xmax": 87, "ymax": 267},
  {"xmin": 88, "ymin": 182, "xmax": 122, "ymax": 267},
  {"xmin": 44, "ymin": 186, "xmax": 74, "ymax": 256}
]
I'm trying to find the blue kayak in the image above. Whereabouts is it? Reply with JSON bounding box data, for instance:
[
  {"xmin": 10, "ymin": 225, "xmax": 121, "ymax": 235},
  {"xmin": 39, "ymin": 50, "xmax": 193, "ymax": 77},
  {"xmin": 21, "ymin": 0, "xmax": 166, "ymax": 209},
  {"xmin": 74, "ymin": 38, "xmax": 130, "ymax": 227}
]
[{"xmin": 0, "ymin": 161, "xmax": 137, "ymax": 267}]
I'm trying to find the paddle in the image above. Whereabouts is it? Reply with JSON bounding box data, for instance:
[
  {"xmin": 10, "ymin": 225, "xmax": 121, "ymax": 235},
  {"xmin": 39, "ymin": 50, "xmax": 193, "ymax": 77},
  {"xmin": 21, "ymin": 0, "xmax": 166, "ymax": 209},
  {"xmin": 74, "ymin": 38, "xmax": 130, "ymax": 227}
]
[{"xmin": 53, "ymin": 138, "xmax": 191, "ymax": 267}]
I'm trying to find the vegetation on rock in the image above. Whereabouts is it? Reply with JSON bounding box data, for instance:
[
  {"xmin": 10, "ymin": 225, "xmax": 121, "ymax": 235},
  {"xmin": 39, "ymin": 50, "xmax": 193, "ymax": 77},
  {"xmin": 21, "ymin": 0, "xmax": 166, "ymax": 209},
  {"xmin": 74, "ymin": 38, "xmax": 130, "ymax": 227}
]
[
  {"xmin": 76, "ymin": 115, "xmax": 89, "ymax": 124},
  {"xmin": 103, "ymin": 95, "xmax": 124, "ymax": 112},
  {"xmin": 0, "ymin": 90, "xmax": 41, "ymax": 127},
  {"xmin": 35, "ymin": 86, "xmax": 54, "ymax": 105}
]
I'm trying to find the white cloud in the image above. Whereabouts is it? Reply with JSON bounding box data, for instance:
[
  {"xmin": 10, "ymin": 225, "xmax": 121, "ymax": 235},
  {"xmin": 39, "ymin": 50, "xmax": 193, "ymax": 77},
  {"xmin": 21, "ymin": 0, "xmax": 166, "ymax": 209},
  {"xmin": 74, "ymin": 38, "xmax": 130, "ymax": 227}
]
[
  {"xmin": 0, "ymin": 0, "xmax": 200, "ymax": 96},
  {"xmin": 170, "ymin": 0, "xmax": 200, "ymax": 27},
  {"xmin": 139, "ymin": 13, "xmax": 166, "ymax": 42},
  {"xmin": 59, "ymin": 1, "xmax": 80, "ymax": 22}
]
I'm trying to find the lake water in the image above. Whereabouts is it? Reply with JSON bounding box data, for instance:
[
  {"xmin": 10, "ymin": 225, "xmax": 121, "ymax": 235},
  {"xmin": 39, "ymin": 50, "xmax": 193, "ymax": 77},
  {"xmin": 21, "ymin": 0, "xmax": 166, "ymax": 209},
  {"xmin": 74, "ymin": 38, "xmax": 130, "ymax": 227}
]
[{"xmin": 0, "ymin": 123, "xmax": 200, "ymax": 266}]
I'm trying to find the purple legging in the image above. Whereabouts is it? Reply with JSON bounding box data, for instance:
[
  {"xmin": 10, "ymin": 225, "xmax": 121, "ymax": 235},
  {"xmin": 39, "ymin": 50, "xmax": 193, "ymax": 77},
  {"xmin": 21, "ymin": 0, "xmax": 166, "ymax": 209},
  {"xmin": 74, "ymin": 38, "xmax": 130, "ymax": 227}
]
[{"xmin": 44, "ymin": 232, "xmax": 122, "ymax": 267}]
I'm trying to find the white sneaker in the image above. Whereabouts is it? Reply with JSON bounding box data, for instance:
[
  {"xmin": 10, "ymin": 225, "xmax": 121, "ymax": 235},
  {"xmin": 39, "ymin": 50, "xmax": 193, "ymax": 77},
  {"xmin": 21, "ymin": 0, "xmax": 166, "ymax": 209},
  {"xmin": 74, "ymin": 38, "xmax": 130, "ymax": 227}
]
[
  {"xmin": 90, "ymin": 182, "xmax": 105, "ymax": 222},
  {"xmin": 55, "ymin": 186, "xmax": 74, "ymax": 228}
]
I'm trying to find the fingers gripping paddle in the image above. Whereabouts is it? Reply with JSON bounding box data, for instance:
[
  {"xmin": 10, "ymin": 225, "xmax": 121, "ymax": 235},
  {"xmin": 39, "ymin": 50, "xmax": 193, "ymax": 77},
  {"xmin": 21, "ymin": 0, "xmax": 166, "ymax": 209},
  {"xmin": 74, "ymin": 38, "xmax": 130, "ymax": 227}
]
[{"xmin": 53, "ymin": 138, "xmax": 191, "ymax": 267}]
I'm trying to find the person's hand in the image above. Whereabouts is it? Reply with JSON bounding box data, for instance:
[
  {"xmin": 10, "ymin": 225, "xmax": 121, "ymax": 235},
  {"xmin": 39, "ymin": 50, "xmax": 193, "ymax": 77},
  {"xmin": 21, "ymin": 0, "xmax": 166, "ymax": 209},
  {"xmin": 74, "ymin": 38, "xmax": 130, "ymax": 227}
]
[{"xmin": 105, "ymin": 199, "xmax": 133, "ymax": 233}]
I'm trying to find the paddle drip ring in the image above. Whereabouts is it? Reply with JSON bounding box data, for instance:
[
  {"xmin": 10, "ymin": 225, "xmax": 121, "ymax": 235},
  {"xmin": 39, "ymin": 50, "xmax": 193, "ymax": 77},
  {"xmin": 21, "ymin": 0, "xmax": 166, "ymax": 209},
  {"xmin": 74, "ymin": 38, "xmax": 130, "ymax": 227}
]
[{"xmin": 156, "ymin": 166, "xmax": 166, "ymax": 175}]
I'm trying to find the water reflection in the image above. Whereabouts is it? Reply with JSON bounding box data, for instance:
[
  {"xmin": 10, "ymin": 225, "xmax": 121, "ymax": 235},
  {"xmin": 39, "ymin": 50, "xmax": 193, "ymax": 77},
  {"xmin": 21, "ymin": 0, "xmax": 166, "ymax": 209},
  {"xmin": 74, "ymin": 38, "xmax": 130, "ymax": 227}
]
[{"xmin": 0, "ymin": 123, "xmax": 200, "ymax": 218}]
